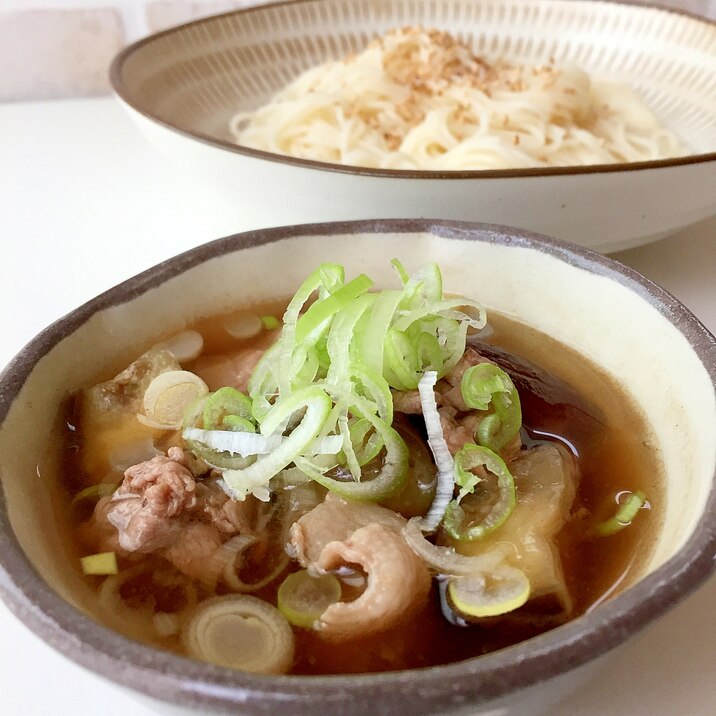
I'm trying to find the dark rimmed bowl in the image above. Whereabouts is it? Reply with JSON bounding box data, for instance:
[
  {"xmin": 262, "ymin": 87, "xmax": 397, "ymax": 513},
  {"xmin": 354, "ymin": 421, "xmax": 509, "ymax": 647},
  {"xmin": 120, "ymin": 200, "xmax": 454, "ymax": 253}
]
[
  {"xmin": 0, "ymin": 220, "xmax": 715, "ymax": 715},
  {"xmin": 110, "ymin": 0, "xmax": 716, "ymax": 251}
]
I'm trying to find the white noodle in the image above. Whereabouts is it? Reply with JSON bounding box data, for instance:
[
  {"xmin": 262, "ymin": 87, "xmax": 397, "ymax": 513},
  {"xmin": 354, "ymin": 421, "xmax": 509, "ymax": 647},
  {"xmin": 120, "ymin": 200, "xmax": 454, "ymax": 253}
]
[{"xmin": 231, "ymin": 27, "xmax": 685, "ymax": 170}]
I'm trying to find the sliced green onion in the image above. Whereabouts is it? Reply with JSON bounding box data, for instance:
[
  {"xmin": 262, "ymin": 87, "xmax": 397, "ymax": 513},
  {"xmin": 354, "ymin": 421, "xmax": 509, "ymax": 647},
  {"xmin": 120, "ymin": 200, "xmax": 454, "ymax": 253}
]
[
  {"xmin": 277, "ymin": 570, "xmax": 342, "ymax": 628},
  {"xmin": 202, "ymin": 387, "xmax": 254, "ymax": 429},
  {"xmin": 284, "ymin": 264, "xmax": 344, "ymax": 329},
  {"xmin": 155, "ymin": 329, "xmax": 204, "ymax": 363},
  {"xmin": 188, "ymin": 261, "xmax": 491, "ymax": 514},
  {"xmin": 348, "ymin": 418, "xmax": 384, "ymax": 466},
  {"xmin": 392, "ymin": 297, "xmax": 486, "ymax": 334},
  {"xmin": 444, "ymin": 444, "xmax": 516, "ymax": 541},
  {"xmin": 222, "ymin": 386, "xmax": 332, "ymax": 500},
  {"xmin": 182, "ymin": 394, "xmax": 209, "ymax": 429},
  {"xmin": 81, "ymin": 551, "xmax": 118, "ymax": 576},
  {"xmin": 400, "ymin": 262, "xmax": 443, "ymax": 307},
  {"xmin": 416, "ymin": 331, "xmax": 443, "ymax": 372},
  {"xmin": 338, "ymin": 414, "xmax": 362, "ymax": 481},
  {"xmin": 461, "ymin": 363, "xmax": 521, "ymax": 452},
  {"xmin": 403, "ymin": 518, "xmax": 511, "ymax": 576},
  {"xmin": 184, "ymin": 392, "xmax": 257, "ymax": 470},
  {"xmin": 295, "ymin": 411, "xmax": 407, "ymax": 502},
  {"xmin": 417, "ymin": 371, "xmax": 454, "ymax": 533},
  {"xmin": 183, "ymin": 428, "xmax": 342, "ymax": 457},
  {"xmin": 277, "ymin": 263, "xmax": 344, "ymax": 399},
  {"xmin": 223, "ymin": 543, "xmax": 290, "ymax": 592},
  {"xmin": 292, "ymin": 345, "xmax": 321, "ymax": 389},
  {"xmin": 71, "ymin": 483, "xmax": 117, "ymax": 506},
  {"xmin": 437, "ymin": 318, "xmax": 469, "ymax": 376},
  {"xmin": 295, "ymin": 274, "xmax": 374, "ymax": 345},
  {"xmin": 222, "ymin": 415, "xmax": 256, "ymax": 432},
  {"xmin": 390, "ymin": 258, "xmax": 410, "ymax": 285},
  {"xmin": 136, "ymin": 413, "xmax": 178, "ymax": 430},
  {"xmin": 261, "ymin": 315, "xmax": 281, "ymax": 330},
  {"xmin": 183, "ymin": 595, "xmax": 295, "ymax": 674},
  {"xmin": 447, "ymin": 566, "xmax": 530, "ymax": 618},
  {"xmin": 384, "ymin": 328, "xmax": 422, "ymax": 390},
  {"xmin": 143, "ymin": 370, "xmax": 209, "ymax": 429},
  {"xmin": 357, "ymin": 289, "xmax": 404, "ymax": 375},
  {"xmin": 595, "ymin": 491, "xmax": 647, "ymax": 536},
  {"xmin": 349, "ymin": 367, "xmax": 394, "ymax": 424},
  {"xmin": 201, "ymin": 453, "xmax": 256, "ymax": 472},
  {"xmin": 325, "ymin": 293, "xmax": 375, "ymax": 394},
  {"xmin": 247, "ymin": 341, "xmax": 282, "ymax": 422},
  {"xmin": 184, "ymin": 428, "xmax": 281, "ymax": 455}
]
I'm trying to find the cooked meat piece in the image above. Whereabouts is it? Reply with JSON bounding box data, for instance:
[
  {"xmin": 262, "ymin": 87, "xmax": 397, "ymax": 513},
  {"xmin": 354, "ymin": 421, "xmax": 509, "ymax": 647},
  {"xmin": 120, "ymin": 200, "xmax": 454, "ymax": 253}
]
[
  {"xmin": 289, "ymin": 492, "xmax": 406, "ymax": 566},
  {"xmin": 457, "ymin": 412, "xmax": 480, "ymax": 436},
  {"xmin": 105, "ymin": 453, "xmax": 197, "ymax": 552},
  {"xmin": 440, "ymin": 383, "xmax": 469, "ymax": 411},
  {"xmin": 444, "ymin": 347, "xmax": 490, "ymax": 387},
  {"xmin": 91, "ymin": 448, "xmax": 265, "ymax": 579},
  {"xmin": 106, "ymin": 493, "xmax": 182, "ymax": 553},
  {"xmin": 78, "ymin": 496, "xmax": 124, "ymax": 554},
  {"xmin": 193, "ymin": 349, "xmax": 264, "ymax": 393},
  {"xmin": 167, "ymin": 446, "xmax": 208, "ymax": 478},
  {"xmin": 392, "ymin": 348, "xmax": 490, "ymax": 414},
  {"xmin": 314, "ymin": 523, "xmax": 431, "ymax": 642},
  {"xmin": 122, "ymin": 453, "xmax": 197, "ymax": 518},
  {"xmin": 439, "ymin": 408, "xmax": 474, "ymax": 456},
  {"xmin": 195, "ymin": 479, "xmax": 258, "ymax": 535},
  {"xmin": 162, "ymin": 523, "xmax": 223, "ymax": 581},
  {"xmin": 392, "ymin": 390, "xmax": 424, "ymax": 414}
]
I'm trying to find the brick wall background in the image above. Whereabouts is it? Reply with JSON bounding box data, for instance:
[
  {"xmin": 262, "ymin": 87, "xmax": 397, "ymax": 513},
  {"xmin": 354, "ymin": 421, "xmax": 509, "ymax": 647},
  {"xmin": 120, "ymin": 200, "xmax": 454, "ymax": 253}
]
[{"xmin": 0, "ymin": 0, "xmax": 714, "ymax": 102}]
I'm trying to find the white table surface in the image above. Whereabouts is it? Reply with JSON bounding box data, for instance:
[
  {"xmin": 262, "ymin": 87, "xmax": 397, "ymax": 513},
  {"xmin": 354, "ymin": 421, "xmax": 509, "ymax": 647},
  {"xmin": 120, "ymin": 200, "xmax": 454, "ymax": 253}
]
[{"xmin": 0, "ymin": 97, "xmax": 714, "ymax": 716}]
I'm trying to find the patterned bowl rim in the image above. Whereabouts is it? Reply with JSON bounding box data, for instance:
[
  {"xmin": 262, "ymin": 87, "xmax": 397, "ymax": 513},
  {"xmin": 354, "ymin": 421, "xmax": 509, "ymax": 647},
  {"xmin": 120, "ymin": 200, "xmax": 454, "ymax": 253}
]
[{"xmin": 109, "ymin": 0, "xmax": 716, "ymax": 180}]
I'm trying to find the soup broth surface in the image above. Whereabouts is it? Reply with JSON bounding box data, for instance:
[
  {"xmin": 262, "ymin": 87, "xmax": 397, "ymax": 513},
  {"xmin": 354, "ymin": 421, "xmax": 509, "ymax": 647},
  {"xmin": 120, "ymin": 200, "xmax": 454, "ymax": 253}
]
[{"xmin": 59, "ymin": 303, "xmax": 662, "ymax": 675}]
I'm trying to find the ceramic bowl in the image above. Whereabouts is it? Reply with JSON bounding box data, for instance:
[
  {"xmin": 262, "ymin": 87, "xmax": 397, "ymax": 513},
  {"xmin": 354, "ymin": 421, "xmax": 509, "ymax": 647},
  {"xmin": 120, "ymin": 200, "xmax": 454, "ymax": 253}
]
[
  {"xmin": 0, "ymin": 220, "xmax": 714, "ymax": 715},
  {"xmin": 110, "ymin": 0, "xmax": 716, "ymax": 252}
]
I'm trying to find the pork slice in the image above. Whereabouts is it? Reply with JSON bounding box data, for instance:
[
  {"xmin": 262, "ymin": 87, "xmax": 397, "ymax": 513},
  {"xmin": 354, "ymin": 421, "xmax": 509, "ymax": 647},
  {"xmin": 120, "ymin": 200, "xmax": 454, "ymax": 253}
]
[
  {"xmin": 194, "ymin": 480, "xmax": 257, "ymax": 535},
  {"xmin": 167, "ymin": 446, "xmax": 208, "ymax": 478},
  {"xmin": 162, "ymin": 523, "xmax": 223, "ymax": 581},
  {"xmin": 439, "ymin": 408, "xmax": 474, "ymax": 456},
  {"xmin": 440, "ymin": 384, "xmax": 469, "ymax": 411},
  {"xmin": 289, "ymin": 492, "xmax": 406, "ymax": 567},
  {"xmin": 106, "ymin": 496, "xmax": 182, "ymax": 553},
  {"xmin": 122, "ymin": 453, "xmax": 197, "ymax": 518},
  {"xmin": 444, "ymin": 347, "xmax": 491, "ymax": 387},
  {"xmin": 96, "ymin": 448, "xmax": 264, "ymax": 579},
  {"xmin": 104, "ymin": 453, "xmax": 197, "ymax": 552},
  {"xmin": 392, "ymin": 390, "xmax": 424, "ymax": 415},
  {"xmin": 79, "ymin": 496, "xmax": 124, "ymax": 554}
]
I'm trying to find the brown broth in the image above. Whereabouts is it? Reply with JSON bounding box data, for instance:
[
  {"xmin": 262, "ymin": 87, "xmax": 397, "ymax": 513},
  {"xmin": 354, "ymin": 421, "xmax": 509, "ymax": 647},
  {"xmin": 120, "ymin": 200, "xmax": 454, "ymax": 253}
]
[{"xmin": 59, "ymin": 305, "xmax": 662, "ymax": 675}]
